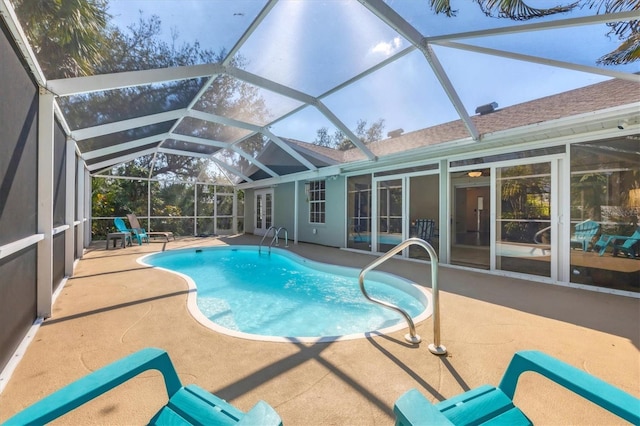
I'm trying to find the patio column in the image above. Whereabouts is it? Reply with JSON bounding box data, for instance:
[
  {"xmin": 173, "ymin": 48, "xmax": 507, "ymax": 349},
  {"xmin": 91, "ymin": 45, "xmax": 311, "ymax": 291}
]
[
  {"xmin": 64, "ymin": 137, "xmax": 75, "ymax": 276},
  {"xmin": 84, "ymin": 169, "xmax": 91, "ymax": 247},
  {"xmin": 438, "ymin": 159, "xmax": 449, "ymax": 264},
  {"xmin": 294, "ymin": 180, "xmax": 299, "ymax": 245},
  {"xmin": 75, "ymin": 158, "xmax": 85, "ymax": 259},
  {"xmin": 37, "ymin": 88, "xmax": 54, "ymax": 318}
]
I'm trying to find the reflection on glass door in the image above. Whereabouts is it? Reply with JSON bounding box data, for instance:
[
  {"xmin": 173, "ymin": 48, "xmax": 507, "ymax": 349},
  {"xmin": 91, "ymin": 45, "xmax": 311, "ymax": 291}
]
[
  {"xmin": 450, "ymin": 183, "xmax": 490, "ymax": 269},
  {"xmin": 496, "ymin": 163, "xmax": 551, "ymax": 278},
  {"xmin": 254, "ymin": 189, "xmax": 273, "ymax": 236},
  {"xmin": 347, "ymin": 175, "xmax": 372, "ymax": 250},
  {"xmin": 408, "ymin": 174, "xmax": 439, "ymax": 260},
  {"xmin": 376, "ymin": 179, "xmax": 403, "ymax": 252}
]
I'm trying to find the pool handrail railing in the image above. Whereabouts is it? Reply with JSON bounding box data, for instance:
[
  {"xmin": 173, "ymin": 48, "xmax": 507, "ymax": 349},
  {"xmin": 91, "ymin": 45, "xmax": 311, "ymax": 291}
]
[
  {"xmin": 358, "ymin": 237, "xmax": 446, "ymax": 355},
  {"xmin": 259, "ymin": 226, "xmax": 290, "ymax": 254}
]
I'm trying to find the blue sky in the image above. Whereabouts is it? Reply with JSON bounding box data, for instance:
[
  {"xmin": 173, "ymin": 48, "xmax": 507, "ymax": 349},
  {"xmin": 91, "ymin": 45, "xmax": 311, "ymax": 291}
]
[{"xmin": 107, "ymin": 1, "xmax": 632, "ymax": 142}]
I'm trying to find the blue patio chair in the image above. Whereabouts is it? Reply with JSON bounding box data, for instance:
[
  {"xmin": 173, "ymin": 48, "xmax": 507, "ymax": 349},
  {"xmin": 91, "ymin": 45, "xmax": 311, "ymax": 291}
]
[
  {"xmin": 3, "ymin": 348, "xmax": 282, "ymax": 426},
  {"xmin": 595, "ymin": 227, "xmax": 640, "ymax": 259},
  {"xmin": 570, "ymin": 219, "xmax": 600, "ymax": 251},
  {"xmin": 115, "ymin": 217, "xmax": 148, "ymax": 245},
  {"xmin": 394, "ymin": 350, "xmax": 639, "ymax": 426}
]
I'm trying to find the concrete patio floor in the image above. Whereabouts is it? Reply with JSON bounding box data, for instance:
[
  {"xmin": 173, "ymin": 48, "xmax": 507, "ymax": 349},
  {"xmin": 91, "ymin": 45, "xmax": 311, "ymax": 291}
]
[{"xmin": 0, "ymin": 234, "xmax": 638, "ymax": 425}]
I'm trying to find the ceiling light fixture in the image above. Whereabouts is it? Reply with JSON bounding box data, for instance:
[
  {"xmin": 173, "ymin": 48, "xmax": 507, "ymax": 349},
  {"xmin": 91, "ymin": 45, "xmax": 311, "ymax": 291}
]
[{"xmin": 468, "ymin": 171, "xmax": 482, "ymax": 178}]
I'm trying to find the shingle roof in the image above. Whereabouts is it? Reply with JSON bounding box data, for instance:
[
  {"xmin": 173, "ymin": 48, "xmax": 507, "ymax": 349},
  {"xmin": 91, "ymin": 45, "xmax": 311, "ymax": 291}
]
[{"xmin": 294, "ymin": 78, "xmax": 639, "ymax": 164}]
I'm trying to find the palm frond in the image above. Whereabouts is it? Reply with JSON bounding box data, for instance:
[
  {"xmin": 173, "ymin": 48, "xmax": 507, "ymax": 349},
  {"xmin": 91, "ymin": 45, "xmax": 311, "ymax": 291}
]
[{"xmin": 473, "ymin": 0, "xmax": 579, "ymax": 20}]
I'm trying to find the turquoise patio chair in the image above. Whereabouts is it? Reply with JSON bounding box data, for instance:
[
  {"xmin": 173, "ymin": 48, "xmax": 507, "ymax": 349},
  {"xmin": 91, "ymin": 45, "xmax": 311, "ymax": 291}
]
[
  {"xmin": 394, "ymin": 350, "xmax": 639, "ymax": 426},
  {"xmin": 595, "ymin": 227, "xmax": 640, "ymax": 259},
  {"xmin": 3, "ymin": 348, "xmax": 282, "ymax": 426},
  {"xmin": 570, "ymin": 219, "xmax": 600, "ymax": 251},
  {"xmin": 115, "ymin": 217, "xmax": 149, "ymax": 245}
]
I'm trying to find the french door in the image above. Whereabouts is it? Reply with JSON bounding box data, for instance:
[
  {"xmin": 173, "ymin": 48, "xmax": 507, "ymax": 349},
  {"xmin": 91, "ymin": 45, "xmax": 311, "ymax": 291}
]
[{"xmin": 254, "ymin": 188, "xmax": 273, "ymax": 236}]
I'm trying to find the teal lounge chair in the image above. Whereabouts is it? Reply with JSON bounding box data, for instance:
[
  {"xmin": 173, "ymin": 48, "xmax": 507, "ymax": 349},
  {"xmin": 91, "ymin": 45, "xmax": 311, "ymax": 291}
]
[
  {"xmin": 394, "ymin": 350, "xmax": 639, "ymax": 426},
  {"xmin": 115, "ymin": 217, "xmax": 149, "ymax": 245},
  {"xmin": 3, "ymin": 348, "xmax": 282, "ymax": 426},
  {"xmin": 595, "ymin": 228, "xmax": 640, "ymax": 259},
  {"xmin": 570, "ymin": 219, "xmax": 600, "ymax": 251}
]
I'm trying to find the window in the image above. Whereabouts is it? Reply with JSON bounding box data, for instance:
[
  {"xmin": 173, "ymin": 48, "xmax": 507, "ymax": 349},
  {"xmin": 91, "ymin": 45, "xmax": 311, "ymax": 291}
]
[{"xmin": 308, "ymin": 180, "xmax": 326, "ymax": 224}]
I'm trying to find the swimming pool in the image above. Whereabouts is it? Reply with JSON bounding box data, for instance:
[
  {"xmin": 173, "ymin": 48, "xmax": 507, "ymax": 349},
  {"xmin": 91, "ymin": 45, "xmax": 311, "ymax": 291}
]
[{"xmin": 140, "ymin": 246, "xmax": 431, "ymax": 342}]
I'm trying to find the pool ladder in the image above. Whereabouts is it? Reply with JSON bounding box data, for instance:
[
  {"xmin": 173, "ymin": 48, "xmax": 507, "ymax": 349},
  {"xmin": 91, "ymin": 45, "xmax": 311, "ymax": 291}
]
[
  {"xmin": 259, "ymin": 226, "xmax": 289, "ymax": 254},
  {"xmin": 359, "ymin": 237, "xmax": 446, "ymax": 355}
]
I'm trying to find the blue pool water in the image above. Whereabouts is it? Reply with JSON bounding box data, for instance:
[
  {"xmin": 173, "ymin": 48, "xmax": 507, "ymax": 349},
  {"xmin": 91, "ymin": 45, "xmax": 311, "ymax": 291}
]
[{"xmin": 142, "ymin": 246, "xmax": 430, "ymax": 341}]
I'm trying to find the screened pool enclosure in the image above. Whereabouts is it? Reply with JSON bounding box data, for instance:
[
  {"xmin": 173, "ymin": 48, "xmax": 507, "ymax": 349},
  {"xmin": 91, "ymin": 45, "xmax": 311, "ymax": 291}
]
[{"xmin": 0, "ymin": 0, "xmax": 639, "ymax": 374}]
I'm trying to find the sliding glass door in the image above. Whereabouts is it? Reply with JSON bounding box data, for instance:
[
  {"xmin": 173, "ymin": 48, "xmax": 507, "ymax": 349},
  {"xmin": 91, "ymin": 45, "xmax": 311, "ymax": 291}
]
[{"xmin": 495, "ymin": 162, "xmax": 552, "ymax": 278}]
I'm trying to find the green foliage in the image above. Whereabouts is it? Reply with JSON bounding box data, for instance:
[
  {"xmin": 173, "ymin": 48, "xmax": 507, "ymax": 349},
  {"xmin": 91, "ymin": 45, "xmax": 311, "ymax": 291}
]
[
  {"xmin": 314, "ymin": 118, "xmax": 386, "ymax": 151},
  {"xmin": 12, "ymin": 0, "xmax": 111, "ymax": 78}
]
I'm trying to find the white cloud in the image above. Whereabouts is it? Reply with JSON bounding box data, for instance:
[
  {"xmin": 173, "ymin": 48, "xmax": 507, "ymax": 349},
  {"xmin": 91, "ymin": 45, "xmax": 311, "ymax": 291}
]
[{"xmin": 371, "ymin": 36, "xmax": 402, "ymax": 56}]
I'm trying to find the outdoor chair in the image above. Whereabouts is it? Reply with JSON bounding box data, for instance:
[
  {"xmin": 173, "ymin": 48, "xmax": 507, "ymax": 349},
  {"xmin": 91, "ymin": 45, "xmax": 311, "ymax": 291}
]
[
  {"xmin": 114, "ymin": 217, "xmax": 149, "ymax": 245},
  {"xmin": 394, "ymin": 350, "xmax": 639, "ymax": 426},
  {"xmin": 414, "ymin": 219, "xmax": 436, "ymax": 244},
  {"xmin": 127, "ymin": 213, "xmax": 175, "ymax": 244},
  {"xmin": 569, "ymin": 219, "xmax": 600, "ymax": 251},
  {"xmin": 3, "ymin": 348, "xmax": 282, "ymax": 426},
  {"xmin": 594, "ymin": 227, "xmax": 640, "ymax": 259}
]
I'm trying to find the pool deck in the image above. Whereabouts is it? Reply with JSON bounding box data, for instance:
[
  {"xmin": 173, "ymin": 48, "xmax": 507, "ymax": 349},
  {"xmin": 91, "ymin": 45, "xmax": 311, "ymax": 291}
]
[{"xmin": 0, "ymin": 234, "xmax": 638, "ymax": 425}]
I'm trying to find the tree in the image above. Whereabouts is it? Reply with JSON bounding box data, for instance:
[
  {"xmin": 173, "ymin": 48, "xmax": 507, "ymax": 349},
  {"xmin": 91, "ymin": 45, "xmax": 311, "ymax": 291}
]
[
  {"xmin": 429, "ymin": 0, "xmax": 639, "ymax": 65},
  {"xmin": 12, "ymin": 0, "xmax": 111, "ymax": 78},
  {"xmin": 314, "ymin": 118, "xmax": 386, "ymax": 151}
]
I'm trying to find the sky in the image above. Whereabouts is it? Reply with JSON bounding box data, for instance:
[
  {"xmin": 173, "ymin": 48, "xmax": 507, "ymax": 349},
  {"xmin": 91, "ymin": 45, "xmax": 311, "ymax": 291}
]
[{"xmin": 106, "ymin": 0, "xmax": 634, "ymax": 143}]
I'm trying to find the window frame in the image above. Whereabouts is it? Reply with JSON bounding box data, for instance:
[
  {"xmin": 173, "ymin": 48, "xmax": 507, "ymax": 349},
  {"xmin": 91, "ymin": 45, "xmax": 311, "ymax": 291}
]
[{"xmin": 308, "ymin": 180, "xmax": 326, "ymax": 224}]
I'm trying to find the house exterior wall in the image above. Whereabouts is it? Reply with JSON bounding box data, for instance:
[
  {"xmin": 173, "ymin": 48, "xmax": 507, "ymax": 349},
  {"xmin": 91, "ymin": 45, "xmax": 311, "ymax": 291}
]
[{"xmin": 296, "ymin": 177, "xmax": 346, "ymax": 247}]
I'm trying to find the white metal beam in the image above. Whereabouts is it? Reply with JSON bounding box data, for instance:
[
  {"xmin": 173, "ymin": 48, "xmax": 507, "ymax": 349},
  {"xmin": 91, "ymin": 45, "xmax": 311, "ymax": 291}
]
[
  {"xmin": 225, "ymin": 67, "xmax": 318, "ymax": 105},
  {"xmin": 159, "ymin": 148, "xmax": 253, "ymax": 183},
  {"xmin": 426, "ymin": 10, "xmax": 640, "ymax": 42},
  {"xmin": 314, "ymin": 101, "xmax": 376, "ymax": 159},
  {"xmin": 75, "ymin": 159, "xmax": 86, "ymax": 259},
  {"xmin": 72, "ymin": 109, "xmax": 188, "ymax": 140},
  {"xmin": 86, "ymin": 147, "xmax": 158, "ymax": 172},
  {"xmin": 262, "ymin": 128, "xmax": 318, "ymax": 171},
  {"xmin": 358, "ymin": 0, "xmax": 480, "ymax": 140},
  {"xmin": 81, "ymin": 134, "xmax": 167, "ymax": 160},
  {"xmin": 189, "ymin": 109, "xmax": 318, "ymax": 172},
  {"xmin": 47, "ymin": 63, "xmax": 226, "ymax": 96},
  {"xmin": 168, "ymin": 134, "xmax": 277, "ymax": 178},
  {"xmin": 64, "ymin": 137, "xmax": 76, "ymax": 276},
  {"xmin": 223, "ymin": 0, "xmax": 279, "ymax": 65},
  {"xmin": 432, "ymin": 40, "xmax": 640, "ymax": 83},
  {"xmin": 37, "ymin": 89, "xmax": 55, "ymax": 318},
  {"xmin": 168, "ymin": 133, "xmax": 229, "ymax": 149},
  {"xmin": 188, "ymin": 109, "xmax": 263, "ymax": 132}
]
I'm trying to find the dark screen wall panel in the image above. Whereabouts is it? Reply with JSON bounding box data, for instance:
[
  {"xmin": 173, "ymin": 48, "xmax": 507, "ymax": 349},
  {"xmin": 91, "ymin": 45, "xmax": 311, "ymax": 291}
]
[
  {"xmin": 0, "ymin": 24, "xmax": 38, "ymax": 246},
  {"xmin": 0, "ymin": 247, "xmax": 37, "ymax": 372},
  {"xmin": 53, "ymin": 233, "xmax": 65, "ymax": 291},
  {"xmin": 53, "ymin": 121, "xmax": 66, "ymax": 226},
  {"xmin": 0, "ymin": 22, "xmax": 40, "ymax": 373}
]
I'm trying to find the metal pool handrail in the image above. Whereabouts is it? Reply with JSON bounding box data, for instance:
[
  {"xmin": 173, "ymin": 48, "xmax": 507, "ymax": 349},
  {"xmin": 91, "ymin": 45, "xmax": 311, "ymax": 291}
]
[
  {"xmin": 275, "ymin": 227, "xmax": 289, "ymax": 248},
  {"xmin": 259, "ymin": 226, "xmax": 289, "ymax": 254},
  {"xmin": 259, "ymin": 226, "xmax": 277, "ymax": 254},
  {"xmin": 358, "ymin": 237, "xmax": 446, "ymax": 355}
]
